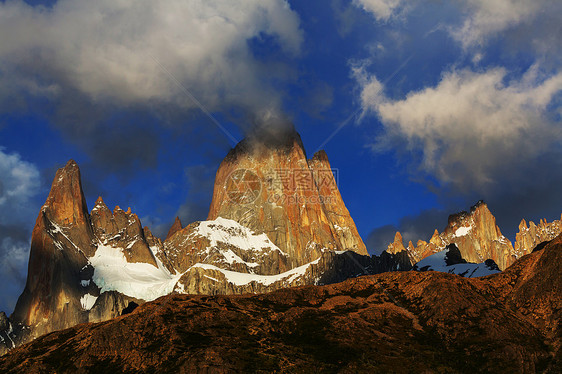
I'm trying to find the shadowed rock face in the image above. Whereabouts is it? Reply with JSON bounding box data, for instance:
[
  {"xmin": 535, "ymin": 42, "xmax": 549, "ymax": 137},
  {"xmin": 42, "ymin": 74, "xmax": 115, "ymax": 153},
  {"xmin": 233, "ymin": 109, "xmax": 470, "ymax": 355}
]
[{"xmin": 2, "ymin": 234, "xmax": 561, "ymax": 373}]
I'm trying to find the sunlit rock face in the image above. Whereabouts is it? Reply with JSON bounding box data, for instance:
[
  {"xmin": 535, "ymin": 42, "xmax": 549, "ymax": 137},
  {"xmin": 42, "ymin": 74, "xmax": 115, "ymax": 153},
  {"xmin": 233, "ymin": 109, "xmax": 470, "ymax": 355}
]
[
  {"xmin": 514, "ymin": 215, "xmax": 562, "ymax": 258},
  {"xmin": 208, "ymin": 128, "xmax": 367, "ymax": 268},
  {"xmin": 386, "ymin": 201, "xmax": 523, "ymax": 270}
]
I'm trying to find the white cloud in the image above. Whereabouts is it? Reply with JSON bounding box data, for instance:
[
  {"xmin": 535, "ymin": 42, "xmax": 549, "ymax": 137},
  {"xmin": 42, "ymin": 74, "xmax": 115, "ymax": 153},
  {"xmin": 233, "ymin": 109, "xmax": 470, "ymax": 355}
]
[
  {"xmin": 352, "ymin": 0, "xmax": 404, "ymax": 21},
  {"xmin": 0, "ymin": 0, "xmax": 303, "ymax": 113},
  {"xmin": 0, "ymin": 149, "xmax": 40, "ymax": 313},
  {"xmin": 0, "ymin": 148, "xmax": 40, "ymax": 223},
  {"xmin": 355, "ymin": 64, "xmax": 562, "ymax": 192},
  {"xmin": 452, "ymin": 0, "xmax": 545, "ymax": 48}
]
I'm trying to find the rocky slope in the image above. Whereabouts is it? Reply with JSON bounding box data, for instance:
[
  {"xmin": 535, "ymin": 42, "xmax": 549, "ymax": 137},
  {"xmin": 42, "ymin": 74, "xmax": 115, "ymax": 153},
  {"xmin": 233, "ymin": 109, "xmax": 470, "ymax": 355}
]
[
  {"xmin": 2, "ymin": 234, "xmax": 561, "ymax": 373},
  {"xmin": 386, "ymin": 201, "xmax": 561, "ymax": 270}
]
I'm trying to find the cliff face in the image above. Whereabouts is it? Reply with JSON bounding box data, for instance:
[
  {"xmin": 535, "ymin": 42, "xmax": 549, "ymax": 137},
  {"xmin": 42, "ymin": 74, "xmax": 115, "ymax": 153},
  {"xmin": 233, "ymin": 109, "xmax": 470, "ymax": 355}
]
[
  {"xmin": 440, "ymin": 201, "xmax": 515, "ymax": 270},
  {"xmin": 207, "ymin": 131, "xmax": 367, "ymax": 266},
  {"xmin": 10, "ymin": 161, "xmax": 95, "ymax": 340}
]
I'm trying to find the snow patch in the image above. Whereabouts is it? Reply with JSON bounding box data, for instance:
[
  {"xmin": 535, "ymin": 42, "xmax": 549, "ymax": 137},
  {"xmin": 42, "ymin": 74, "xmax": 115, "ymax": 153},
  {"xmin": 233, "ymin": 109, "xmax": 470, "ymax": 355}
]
[
  {"xmin": 414, "ymin": 250, "xmax": 500, "ymax": 278},
  {"xmin": 454, "ymin": 226, "xmax": 472, "ymax": 237},
  {"xmin": 203, "ymin": 275, "xmax": 220, "ymax": 282},
  {"xmin": 195, "ymin": 217, "xmax": 286, "ymax": 255},
  {"xmin": 80, "ymin": 294, "xmax": 98, "ymax": 310},
  {"xmin": 89, "ymin": 245, "xmax": 182, "ymax": 301},
  {"xmin": 190, "ymin": 257, "xmax": 321, "ymax": 287}
]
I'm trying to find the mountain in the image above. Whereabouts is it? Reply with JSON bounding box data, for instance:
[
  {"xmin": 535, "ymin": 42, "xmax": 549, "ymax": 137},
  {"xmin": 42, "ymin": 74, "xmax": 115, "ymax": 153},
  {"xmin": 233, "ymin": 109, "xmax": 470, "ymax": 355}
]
[
  {"xmin": 0, "ymin": 131, "xmax": 375, "ymax": 354},
  {"xmin": 7, "ymin": 161, "xmax": 141, "ymax": 348},
  {"xmin": 3, "ymin": 130, "xmax": 560, "ymax": 358},
  {"xmin": 207, "ymin": 130, "xmax": 367, "ymax": 263},
  {"xmin": 386, "ymin": 201, "xmax": 562, "ymax": 270},
  {"xmin": 2, "ymin": 234, "xmax": 561, "ymax": 373}
]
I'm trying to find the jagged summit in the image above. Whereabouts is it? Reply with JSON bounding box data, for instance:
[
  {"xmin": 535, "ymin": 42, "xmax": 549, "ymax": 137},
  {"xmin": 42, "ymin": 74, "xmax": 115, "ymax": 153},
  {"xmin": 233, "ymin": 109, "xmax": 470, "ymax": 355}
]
[
  {"xmin": 387, "ymin": 201, "xmax": 514, "ymax": 270},
  {"xmin": 209, "ymin": 130, "xmax": 367, "ymax": 265},
  {"xmin": 165, "ymin": 217, "xmax": 183, "ymax": 240},
  {"xmin": 386, "ymin": 201, "xmax": 562, "ymax": 271}
]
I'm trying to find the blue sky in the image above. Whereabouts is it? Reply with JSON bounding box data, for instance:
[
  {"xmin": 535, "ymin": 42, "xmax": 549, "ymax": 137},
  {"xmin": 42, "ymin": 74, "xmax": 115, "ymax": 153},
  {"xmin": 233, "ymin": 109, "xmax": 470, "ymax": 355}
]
[{"xmin": 0, "ymin": 0, "xmax": 561, "ymax": 314}]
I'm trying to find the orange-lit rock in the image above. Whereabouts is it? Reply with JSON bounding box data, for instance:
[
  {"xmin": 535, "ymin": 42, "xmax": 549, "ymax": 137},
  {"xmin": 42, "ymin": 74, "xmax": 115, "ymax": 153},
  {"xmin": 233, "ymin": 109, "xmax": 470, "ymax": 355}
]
[{"xmin": 208, "ymin": 129, "xmax": 367, "ymax": 267}]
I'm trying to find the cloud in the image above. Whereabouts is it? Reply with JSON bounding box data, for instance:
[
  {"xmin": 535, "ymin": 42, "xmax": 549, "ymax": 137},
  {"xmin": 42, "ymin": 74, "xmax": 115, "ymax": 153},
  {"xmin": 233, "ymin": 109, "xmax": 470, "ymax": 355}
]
[
  {"xmin": 0, "ymin": 0, "xmax": 302, "ymax": 110},
  {"xmin": 355, "ymin": 64, "xmax": 562, "ymax": 193},
  {"xmin": 0, "ymin": 0, "xmax": 303, "ymax": 171},
  {"xmin": 0, "ymin": 148, "xmax": 41, "ymax": 223},
  {"xmin": 0, "ymin": 149, "xmax": 41, "ymax": 314},
  {"xmin": 451, "ymin": 0, "xmax": 546, "ymax": 49},
  {"xmin": 352, "ymin": 0, "xmax": 404, "ymax": 21},
  {"xmin": 175, "ymin": 165, "xmax": 216, "ymax": 226}
]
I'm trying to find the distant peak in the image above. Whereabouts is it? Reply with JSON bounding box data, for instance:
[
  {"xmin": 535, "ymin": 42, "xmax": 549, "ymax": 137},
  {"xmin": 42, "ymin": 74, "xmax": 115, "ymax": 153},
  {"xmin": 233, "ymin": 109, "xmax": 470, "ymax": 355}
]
[{"xmin": 166, "ymin": 217, "xmax": 183, "ymax": 240}]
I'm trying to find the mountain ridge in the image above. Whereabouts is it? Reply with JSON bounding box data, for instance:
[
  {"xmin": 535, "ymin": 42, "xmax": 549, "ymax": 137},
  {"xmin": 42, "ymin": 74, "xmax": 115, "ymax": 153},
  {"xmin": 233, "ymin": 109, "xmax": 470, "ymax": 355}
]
[
  {"xmin": 1, "ymin": 233, "xmax": 561, "ymax": 373},
  {"xmin": 385, "ymin": 200, "xmax": 562, "ymax": 270}
]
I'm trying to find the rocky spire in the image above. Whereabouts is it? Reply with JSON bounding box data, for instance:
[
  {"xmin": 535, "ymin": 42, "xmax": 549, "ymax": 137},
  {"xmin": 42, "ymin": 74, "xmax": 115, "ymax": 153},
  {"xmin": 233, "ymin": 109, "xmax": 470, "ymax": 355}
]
[
  {"xmin": 166, "ymin": 217, "xmax": 183, "ymax": 240},
  {"xmin": 90, "ymin": 200, "xmax": 157, "ymax": 266},
  {"xmin": 386, "ymin": 232, "xmax": 406, "ymax": 254},
  {"xmin": 207, "ymin": 129, "xmax": 367, "ymax": 266},
  {"xmin": 514, "ymin": 214, "xmax": 562, "ymax": 257},
  {"xmin": 11, "ymin": 160, "xmax": 95, "ymax": 338}
]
